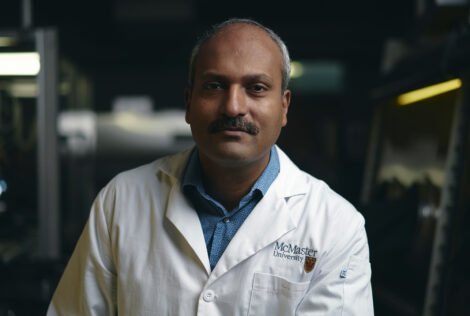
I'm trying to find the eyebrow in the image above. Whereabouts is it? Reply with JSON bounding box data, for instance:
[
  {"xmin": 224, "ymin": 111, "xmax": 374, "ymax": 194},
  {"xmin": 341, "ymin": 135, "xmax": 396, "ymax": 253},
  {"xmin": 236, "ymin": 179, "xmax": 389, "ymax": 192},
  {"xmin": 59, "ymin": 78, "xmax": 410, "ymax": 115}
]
[{"xmin": 201, "ymin": 72, "xmax": 274, "ymax": 85}]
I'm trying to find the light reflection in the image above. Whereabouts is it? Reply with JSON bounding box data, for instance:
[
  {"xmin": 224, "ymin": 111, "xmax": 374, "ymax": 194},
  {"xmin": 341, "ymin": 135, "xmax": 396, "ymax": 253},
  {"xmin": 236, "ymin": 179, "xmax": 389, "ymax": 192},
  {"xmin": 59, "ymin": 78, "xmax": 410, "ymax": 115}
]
[
  {"xmin": 397, "ymin": 78, "xmax": 462, "ymax": 105},
  {"xmin": 0, "ymin": 52, "xmax": 40, "ymax": 76}
]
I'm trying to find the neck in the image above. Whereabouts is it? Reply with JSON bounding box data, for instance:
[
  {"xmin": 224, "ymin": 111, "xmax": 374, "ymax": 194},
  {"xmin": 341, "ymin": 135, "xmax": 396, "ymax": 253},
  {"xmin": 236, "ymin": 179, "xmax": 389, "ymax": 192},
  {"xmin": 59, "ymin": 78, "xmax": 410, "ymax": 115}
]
[{"xmin": 199, "ymin": 150, "xmax": 271, "ymax": 211}]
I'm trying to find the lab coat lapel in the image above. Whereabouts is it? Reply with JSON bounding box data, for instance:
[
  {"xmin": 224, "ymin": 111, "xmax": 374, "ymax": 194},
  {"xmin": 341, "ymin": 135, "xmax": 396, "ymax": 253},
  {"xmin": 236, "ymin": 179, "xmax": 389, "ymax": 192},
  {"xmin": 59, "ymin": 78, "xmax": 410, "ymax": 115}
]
[
  {"xmin": 159, "ymin": 149, "xmax": 211, "ymax": 275},
  {"xmin": 165, "ymin": 183, "xmax": 211, "ymax": 275}
]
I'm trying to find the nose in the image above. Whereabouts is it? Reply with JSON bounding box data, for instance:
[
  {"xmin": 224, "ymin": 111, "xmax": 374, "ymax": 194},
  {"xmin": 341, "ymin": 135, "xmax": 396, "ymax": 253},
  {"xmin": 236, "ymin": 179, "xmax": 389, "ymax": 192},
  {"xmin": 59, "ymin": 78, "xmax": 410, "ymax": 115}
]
[{"xmin": 221, "ymin": 85, "xmax": 247, "ymax": 117}]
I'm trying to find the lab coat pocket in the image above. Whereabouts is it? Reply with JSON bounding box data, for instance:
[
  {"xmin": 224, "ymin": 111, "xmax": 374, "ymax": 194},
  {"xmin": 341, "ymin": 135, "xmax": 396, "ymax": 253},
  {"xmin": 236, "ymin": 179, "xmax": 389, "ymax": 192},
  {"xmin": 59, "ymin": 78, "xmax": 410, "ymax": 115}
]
[
  {"xmin": 342, "ymin": 255, "xmax": 373, "ymax": 316},
  {"xmin": 248, "ymin": 272, "xmax": 310, "ymax": 316}
]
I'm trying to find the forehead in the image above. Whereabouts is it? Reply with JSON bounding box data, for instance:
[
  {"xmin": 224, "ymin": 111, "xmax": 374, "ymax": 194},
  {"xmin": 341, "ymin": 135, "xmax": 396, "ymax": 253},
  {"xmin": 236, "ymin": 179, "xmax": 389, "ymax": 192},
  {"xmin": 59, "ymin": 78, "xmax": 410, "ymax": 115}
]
[{"xmin": 194, "ymin": 24, "xmax": 283, "ymax": 83}]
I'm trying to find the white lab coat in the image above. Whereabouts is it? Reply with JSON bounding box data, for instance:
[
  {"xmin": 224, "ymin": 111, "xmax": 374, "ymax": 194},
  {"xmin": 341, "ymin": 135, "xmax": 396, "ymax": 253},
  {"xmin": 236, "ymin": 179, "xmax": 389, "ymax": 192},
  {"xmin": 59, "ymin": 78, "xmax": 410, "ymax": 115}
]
[{"xmin": 47, "ymin": 146, "xmax": 373, "ymax": 315}]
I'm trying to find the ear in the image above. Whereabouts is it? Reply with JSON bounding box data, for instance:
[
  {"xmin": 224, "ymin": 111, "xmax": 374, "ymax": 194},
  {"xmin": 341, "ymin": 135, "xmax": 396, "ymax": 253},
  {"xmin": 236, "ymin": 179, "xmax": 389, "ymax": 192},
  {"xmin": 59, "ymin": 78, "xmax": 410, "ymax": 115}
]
[
  {"xmin": 281, "ymin": 89, "xmax": 291, "ymax": 127},
  {"xmin": 184, "ymin": 88, "xmax": 192, "ymax": 124}
]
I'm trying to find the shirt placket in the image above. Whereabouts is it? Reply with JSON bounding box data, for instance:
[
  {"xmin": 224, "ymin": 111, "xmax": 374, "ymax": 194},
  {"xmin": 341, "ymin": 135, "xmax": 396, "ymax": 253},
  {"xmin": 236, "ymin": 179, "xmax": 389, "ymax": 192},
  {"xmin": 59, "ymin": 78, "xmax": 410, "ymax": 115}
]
[{"xmin": 209, "ymin": 218, "xmax": 229, "ymax": 269}]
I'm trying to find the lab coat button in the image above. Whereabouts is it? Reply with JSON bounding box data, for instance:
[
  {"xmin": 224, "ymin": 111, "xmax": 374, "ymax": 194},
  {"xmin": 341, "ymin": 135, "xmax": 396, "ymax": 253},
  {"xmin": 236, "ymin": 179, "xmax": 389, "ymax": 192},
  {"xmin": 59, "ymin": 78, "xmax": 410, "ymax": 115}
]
[{"xmin": 203, "ymin": 290, "xmax": 215, "ymax": 302}]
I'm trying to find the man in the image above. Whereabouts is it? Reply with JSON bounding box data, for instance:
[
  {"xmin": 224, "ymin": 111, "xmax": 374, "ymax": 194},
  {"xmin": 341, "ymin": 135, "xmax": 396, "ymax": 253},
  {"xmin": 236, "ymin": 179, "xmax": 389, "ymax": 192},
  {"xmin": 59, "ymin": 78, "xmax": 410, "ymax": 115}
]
[{"xmin": 48, "ymin": 18, "xmax": 373, "ymax": 315}]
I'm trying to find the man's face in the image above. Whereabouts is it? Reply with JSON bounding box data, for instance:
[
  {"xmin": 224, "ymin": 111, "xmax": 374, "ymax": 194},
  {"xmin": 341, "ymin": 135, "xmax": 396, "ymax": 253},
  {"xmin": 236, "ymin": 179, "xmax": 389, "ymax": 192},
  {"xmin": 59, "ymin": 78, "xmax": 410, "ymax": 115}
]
[{"xmin": 185, "ymin": 24, "xmax": 291, "ymax": 168}]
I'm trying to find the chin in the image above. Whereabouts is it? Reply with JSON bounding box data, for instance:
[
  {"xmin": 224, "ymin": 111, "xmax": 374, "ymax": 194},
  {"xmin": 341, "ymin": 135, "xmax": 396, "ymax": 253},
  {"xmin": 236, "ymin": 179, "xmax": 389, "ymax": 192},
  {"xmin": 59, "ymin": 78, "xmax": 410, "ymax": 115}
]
[
  {"xmin": 210, "ymin": 149, "xmax": 251, "ymax": 164},
  {"xmin": 204, "ymin": 145, "xmax": 269, "ymax": 168}
]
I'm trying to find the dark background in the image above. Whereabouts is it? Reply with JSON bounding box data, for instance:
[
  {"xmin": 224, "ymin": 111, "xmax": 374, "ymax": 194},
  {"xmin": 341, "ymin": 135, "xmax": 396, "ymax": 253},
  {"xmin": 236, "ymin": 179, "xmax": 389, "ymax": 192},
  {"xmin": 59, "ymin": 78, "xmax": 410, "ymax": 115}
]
[{"xmin": 1, "ymin": 1, "xmax": 470, "ymax": 315}]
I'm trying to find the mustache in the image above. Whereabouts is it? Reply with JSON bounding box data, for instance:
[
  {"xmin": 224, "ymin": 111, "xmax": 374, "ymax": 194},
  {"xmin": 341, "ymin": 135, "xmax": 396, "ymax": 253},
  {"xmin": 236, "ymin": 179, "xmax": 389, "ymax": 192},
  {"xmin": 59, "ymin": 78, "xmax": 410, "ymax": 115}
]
[{"xmin": 208, "ymin": 116, "xmax": 259, "ymax": 135}]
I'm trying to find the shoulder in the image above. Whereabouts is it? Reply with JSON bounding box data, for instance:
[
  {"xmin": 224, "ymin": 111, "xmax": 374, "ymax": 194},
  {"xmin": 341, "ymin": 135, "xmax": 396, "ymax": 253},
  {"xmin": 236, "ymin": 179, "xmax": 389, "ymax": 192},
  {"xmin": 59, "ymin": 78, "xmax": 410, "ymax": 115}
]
[
  {"xmin": 276, "ymin": 149, "xmax": 368, "ymax": 264},
  {"xmin": 107, "ymin": 147, "xmax": 192, "ymax": 190},
  {"xmin": 275, "ymin": 146, "xmax": 365, "ymax": 235},
  {"xmin": 91, "ymin": 148, "xmax": 193, "ymax": 229},
  {"xmin": 96, "ymin": 148, "xmax": 193, "ymax": 207}
]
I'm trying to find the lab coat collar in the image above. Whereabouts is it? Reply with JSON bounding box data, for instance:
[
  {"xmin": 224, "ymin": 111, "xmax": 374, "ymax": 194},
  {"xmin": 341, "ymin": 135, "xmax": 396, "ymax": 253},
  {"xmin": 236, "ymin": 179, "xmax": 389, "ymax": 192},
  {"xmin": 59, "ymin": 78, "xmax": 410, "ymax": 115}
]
[
  {"xmin": 158, "ymin": 145, "xmax": 308, "ymax": 277},
  {"xmin": 158, "ymin": 145, "xmax": 307, "ymax": 198},
  {"xmin": 272, "ymin": 145, "xmax": 308, "ymax": 197}
]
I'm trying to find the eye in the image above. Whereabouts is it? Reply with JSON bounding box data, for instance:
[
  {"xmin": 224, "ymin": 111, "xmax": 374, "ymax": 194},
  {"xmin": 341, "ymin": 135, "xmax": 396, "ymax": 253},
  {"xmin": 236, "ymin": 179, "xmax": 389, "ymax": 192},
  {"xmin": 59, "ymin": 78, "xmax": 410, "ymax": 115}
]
[
  {"xmin": 249, "ymin": 84, "xmax": 267, "ymax": 93},
  {"xmin": 204, "ymin": 82, "xmax": 223, "ymax": 90}
]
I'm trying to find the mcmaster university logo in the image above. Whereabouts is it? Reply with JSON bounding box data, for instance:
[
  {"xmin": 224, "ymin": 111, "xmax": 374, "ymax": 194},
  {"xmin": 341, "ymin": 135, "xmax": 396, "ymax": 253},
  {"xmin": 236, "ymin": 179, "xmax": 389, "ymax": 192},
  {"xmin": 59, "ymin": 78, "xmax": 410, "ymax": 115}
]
[
  {"xmin": 273, "ymin": 241, "xmax": 318, "ymax": 273},
  {"xmin": 304, "ymin": 256, "xmax": 316, "ymax": 273}
]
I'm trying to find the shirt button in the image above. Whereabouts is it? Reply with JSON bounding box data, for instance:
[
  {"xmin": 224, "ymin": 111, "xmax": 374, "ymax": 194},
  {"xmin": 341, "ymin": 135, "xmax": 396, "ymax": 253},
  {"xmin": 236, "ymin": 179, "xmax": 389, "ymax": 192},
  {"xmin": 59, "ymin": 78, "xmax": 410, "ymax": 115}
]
[
  {"xmin": 203, "ymin": 290, "xmax": 215, "ymax": 302},
  {"xmin": 223, "ymin": 218, "xmax": 230, "ymax": 223}
]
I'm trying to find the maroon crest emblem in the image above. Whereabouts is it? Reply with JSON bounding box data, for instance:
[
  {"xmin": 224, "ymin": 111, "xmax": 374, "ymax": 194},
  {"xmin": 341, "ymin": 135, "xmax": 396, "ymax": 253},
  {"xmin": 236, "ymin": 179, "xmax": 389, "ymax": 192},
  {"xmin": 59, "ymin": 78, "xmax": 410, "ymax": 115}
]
[{"xmin": 304, "ymin": 256, "xmax": 316, "ymax": 273}]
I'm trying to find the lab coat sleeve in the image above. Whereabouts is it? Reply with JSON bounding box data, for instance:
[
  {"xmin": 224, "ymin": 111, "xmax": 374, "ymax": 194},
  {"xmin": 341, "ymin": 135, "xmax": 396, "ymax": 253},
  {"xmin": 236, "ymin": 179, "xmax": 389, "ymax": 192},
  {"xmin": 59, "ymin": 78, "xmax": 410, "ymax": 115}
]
[
  {"xmin": 296, "ymin": 217, "xmax": 373, "ymax": 316},
  {"xmin": 47, "ymin": 184, "xmax": 117, "ymax": 316}
]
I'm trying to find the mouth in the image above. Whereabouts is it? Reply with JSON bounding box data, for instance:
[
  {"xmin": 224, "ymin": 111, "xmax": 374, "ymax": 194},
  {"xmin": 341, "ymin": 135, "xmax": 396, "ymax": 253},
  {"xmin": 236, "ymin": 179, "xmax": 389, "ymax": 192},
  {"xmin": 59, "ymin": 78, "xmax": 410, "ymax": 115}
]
[{"xmin": 217, "ymin": 129, "xmax": 248, "ymax": 138}]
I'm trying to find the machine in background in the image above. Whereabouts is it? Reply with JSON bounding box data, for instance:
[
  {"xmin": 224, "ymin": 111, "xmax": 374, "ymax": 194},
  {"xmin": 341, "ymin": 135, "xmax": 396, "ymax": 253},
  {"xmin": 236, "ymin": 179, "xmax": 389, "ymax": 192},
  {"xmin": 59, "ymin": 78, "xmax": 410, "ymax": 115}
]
[{"xmin": 361, "ymin": 16, "xmax": 470, "ymax": 316}]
